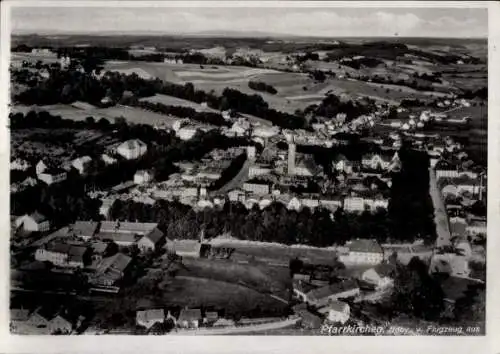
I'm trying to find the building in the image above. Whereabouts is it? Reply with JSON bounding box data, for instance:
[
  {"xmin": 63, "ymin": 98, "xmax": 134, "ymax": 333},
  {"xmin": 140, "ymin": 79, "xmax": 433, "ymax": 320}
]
[
  {"xmin": 35, "ymin": 242, "xmax": 89, "ymax": 268},
  {"xmin": 243, "ymin": 180, "xmax": 271, "ymax": 195},
  {"xmin": 11, "ymin": 158, "xmax": 30, "ymax": 171},
  {"xmin": 332, "ymin": 154, "xmax": 354, "ymax": 174},
  {"xmin": 97, "ymin": 221, "xmax": 162, "ymax": 247},
  {"xmin": 360, "ymin": 266, "xmax": 394, "ymax": 290},
  {"xmin": 134, "ymin": 170, "xmax": 154, "ymax": 184},
  {"xmin": 70, "ymin": 221, "xmax": 100, "ymax": 241},
  {"xmin": 116, "ymin": 139, "xmax": 148, "ymax": 160},
  {"xmin": 429, "ymin": 253, "xmax": 470, "ymax": 278},
  {"xmin": 318, "ymin": 301, "xmax": 350, "ymax": 324},
  {"xmin": 339, "ymin": 239, "xmax": 384, "ymax": 265},
  {"xmin": 306, "ymin": 280, "xmax": 361, "ymax": 307},
  {"xmin": 15, "ymin": 212, "xmax": 50, "ymax": 232},
  {"xmin": 466, "ymin": 219, "xmax": 486, "ymax": 238},
  {"xmin": 361, "ymin": 152, "xmax": 401, "ymax": 172},
  {"xmin": 99, "ymin": 198, "xmax": 116, "ymax": 220},
  {"xmin": 177, "ymin": 308, "xmax": 201, "ymax": 328},
  {"xmin": 249, "ymin": 164, "xmax": 273, "ymax": 178},
  {"xmin": 101, "ymin": 154, "xmax": 118, "ymax": 166},
  {"xmin": 137, "ymin": 228, "xmax": 165, "ymax": 253},
  {"xmin": 72, "ymin": 156, "xmax": 92, "ymax": 175},
  {"xmin": 90, "ymin": 252, "xmax": 132, "ymax": 288},
  {"xmin": 38, "ymin": 169, "xmax": 68, "ymax": 185},
  {"xmin": 136, "ymin": 309, "xmax": 165, "ymax": 329}
]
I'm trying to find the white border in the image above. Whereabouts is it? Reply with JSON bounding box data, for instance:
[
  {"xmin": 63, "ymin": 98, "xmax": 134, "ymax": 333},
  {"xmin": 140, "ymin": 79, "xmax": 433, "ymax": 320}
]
[{"xmin": 0, "ymin": 2, "xmax": 498, "ymax": 354}]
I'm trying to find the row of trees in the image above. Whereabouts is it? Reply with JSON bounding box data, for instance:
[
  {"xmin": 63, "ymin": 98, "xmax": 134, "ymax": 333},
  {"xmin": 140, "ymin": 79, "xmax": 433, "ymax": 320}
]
[
  {"xmin": 122, "ymin": 98, "xmax": 231, "ymax": 127},
  {"xmin": 248, "ymin": 80, "xmax": 278, "ymax": 95},
  {"xmin": 304, "ymin": 93, "xmax": 376, "ymax": 121}
]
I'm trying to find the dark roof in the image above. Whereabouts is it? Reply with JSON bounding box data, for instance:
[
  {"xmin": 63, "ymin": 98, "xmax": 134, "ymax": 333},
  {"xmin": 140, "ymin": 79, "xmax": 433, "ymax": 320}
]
[
  {"xmin": 97, "ymin": 253, "xmax": 132, "ymax": 274},
  {"xmin": 142, "ymin": 228, "xmax": 164, "ymax": 244},
  {"xmin": 71, "ymin": 221, "xmax": 99, "ymax": 238},
  {"xmin": 306, "ymin": 279, "xmax": 359, "ymax": 302},
  {"xmin": 29, "ymin": 211, "xmax": 47, "ymax": 223},
  {"xmin": 178, "ymin": 309, "xmax": 201, "ymax": 322},
  {"xmin": 348, "ymin": 240, "xmax": 383, "ymax": 254}
]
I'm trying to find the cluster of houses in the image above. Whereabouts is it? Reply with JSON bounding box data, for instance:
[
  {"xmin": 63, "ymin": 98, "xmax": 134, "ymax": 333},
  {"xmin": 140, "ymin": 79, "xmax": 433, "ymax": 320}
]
[
  {"xmin": 10, "ymin": 305, "xmax": 84, "ymax": 335},
  {"xmin": 291, "ymin": 239, "xmax": 395, "ymax": 328}
]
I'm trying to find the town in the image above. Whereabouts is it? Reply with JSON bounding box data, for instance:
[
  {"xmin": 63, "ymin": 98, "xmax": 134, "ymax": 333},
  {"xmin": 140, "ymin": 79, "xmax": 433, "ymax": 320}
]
[{"xmin": 9, "ymin": 24, "xmax": 487, "ymax": 335}]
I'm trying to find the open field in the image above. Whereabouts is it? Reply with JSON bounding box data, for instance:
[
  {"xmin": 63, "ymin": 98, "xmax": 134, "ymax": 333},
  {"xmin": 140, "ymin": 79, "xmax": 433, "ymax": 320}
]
[
  {"xmin": 176, "ymin": 258, "xmax": 291, "ymax": 298},
  {"xmin": 139, "ymin": 94, "xmax": 218, "ymax": 113},
  {"xmin": 158, "ymin": 276, "xmax": 288, "ymax": 317},
  {"xmin": 11, "ymin": 103, "xmax": 180, "ymax": 127},
  {"xmin": 212, "ymin": 240, "xmax": 338, "ymax": 266}
]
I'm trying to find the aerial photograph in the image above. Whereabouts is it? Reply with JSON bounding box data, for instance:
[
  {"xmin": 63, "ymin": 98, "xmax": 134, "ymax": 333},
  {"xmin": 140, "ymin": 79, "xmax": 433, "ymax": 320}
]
[{"xmin": 7, "ymin": 4, "xmax": 487, "ymax": 336}]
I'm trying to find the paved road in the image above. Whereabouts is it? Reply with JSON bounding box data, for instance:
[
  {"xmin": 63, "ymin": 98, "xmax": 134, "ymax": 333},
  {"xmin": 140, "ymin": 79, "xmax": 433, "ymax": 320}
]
[
  {"xmin": 428, "ymin": 167, "xmax": 452, "ymax": 248},
  {"xmin": 213, "ymin": 159, "xmax": 251, "ymax": 195}
]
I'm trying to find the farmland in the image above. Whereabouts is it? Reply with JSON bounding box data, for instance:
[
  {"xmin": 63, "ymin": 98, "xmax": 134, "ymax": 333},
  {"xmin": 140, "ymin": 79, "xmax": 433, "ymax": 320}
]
[
  {"xmin": 11, "ymin": 103, "xmax": 180, "ymax": 127},
  {"xmin": 139, "ymin": 93, "xmax": 218, "ymax": 113}
]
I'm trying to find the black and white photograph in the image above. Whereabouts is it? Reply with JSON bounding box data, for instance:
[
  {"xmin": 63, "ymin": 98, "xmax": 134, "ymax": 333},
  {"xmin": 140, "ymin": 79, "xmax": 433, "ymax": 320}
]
[{"xmin": 2, "ymin": 1, "xmax": 494, "ymax": 341}]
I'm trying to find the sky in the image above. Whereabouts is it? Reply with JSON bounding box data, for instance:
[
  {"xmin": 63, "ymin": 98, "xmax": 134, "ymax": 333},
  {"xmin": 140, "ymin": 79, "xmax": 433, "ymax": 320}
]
[{"xmin": 10, "ymin": 6, "xmax": 488, "ymax": 38}]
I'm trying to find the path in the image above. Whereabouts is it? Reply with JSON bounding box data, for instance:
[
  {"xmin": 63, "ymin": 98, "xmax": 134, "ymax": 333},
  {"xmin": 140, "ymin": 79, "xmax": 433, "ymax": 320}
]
[
  {"xmin": 428, "ymin": 167, "xmax": 452, "ymax": 248},
  {"xmin": 171, "ymin": 316, "xmax": 300, "ymax": 335}
]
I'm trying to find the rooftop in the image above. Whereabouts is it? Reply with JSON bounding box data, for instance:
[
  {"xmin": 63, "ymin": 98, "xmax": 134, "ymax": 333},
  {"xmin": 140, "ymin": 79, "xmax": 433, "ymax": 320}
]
[
  {"xmin": 306, "ymin": 279, "xmax": 359, "ymax": 302},
  {"xmin": 178, "ymin": 308, "xmax": 202, "ymax": 322}
]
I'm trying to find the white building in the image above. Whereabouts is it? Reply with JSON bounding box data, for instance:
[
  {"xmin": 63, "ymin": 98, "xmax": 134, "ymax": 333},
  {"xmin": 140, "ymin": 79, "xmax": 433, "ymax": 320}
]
[
  {"xmin": 72, "ymin": 156, "xmax": 92, "ymax": 175},
  {"xmin": 339, "ymin": 240, "xmax": 384, "ymax": 265},
  {"xmin": 116, "ymin": 139, "xmax": 148, "ymax": 160},
  {"xmin": 318, "ymin": 301, "xmax": 350, "ymax": 325},
  {"xmin": 15, "ymin": 212, "xmax": 50, "ymax": 232},
  {"xmin": 136, "ymin": 309, "xmax": 165, "ymax": 330},
  {"xmin": 134, "ymin": 170, "xmax": 154, "ymax": 184},
  {"xmin": 38, "ymin": 170, "xmax": 67, "ymax": 185}
]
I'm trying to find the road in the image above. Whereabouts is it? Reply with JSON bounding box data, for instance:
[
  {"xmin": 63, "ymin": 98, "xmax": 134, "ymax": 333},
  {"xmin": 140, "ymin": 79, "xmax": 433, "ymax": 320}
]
[
  {"xmin": 171, "ymin": 316, "xmax": 300, "ymax": 335},
  {"xmin": 428, "ymin": 167, "xmax": 452, "ymax": 248},
  {"xmin": 213, "ymin": 159, "xmax": 251, "ymax": 195}
]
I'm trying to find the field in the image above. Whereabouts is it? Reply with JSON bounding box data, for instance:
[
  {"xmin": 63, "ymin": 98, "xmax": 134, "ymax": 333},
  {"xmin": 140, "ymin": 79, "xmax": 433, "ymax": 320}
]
[
  {"xmin": 139, "ymin": 94, "xmax": 218, "ymax": 113},
  {"xmin": 12, "ymin": 103, "xmax": 180, "ymax": 127},
  {"xmin": 157, "ymin": 276, "xmax": 288, "ymax": 318},
  {"xmin": 213, "ymin": 240, "xmax": 338, "ymax": 266},
  {"xmin": 175, "ymin": 258, "xmax": 291, "ymax": 298}
]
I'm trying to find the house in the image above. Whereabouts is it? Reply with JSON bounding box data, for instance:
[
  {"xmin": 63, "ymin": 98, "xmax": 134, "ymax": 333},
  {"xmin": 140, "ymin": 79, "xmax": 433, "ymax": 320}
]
[
  {"xmin": 99, "ymin": 198, "xmax": 116, "ymax": 220},
  {"xmin": 306, "ymin": 280, "xmax": 360, "ymax": 308},
  {"xmin": 101, "ymin": 154, "xmax": 118, "ymax": 165},
  {"xmin": 116, "ymin": 139, "xmax": 148, "ymax": 160},
  {"xmin": 204, "ymin": 311, "xmax": 219, "ymax": 325},
  {"xmin": 243, "ymin": 180, "xmax": 271, "ymax": 195},
  {"xmin": 136, "ymin": 309, "xmax": 165, "ymax": 329},
  {"xmin": 134, "ymin": 170, "xmax": 154, "ymax": 184},
  {"xmin": 429, "ymin": 253, "xmax": 470, "ymax": 278},
  {"xmin": 35, "ymin": 242, "xmax": 89, "ymax": 268},
  {"xmin": 71, "ymin": 156, "xmax": 92, "ymax": 175},
  {"xmin": 332, "ymin": 154, "xmax": 354, "ymax": 174},
  {"xmin": 360, "ymin": 265, "xmax": 395, "ymax": 290},
  {"xmin": 90, "ymin": 252, "xmax": 132, "ymax": 287},
  {"xmin": 362, "ymin": 152, "xmax": 401, "ymax": 172},
  {"xmin": 15, "ymin": 212, "xmax": 50, "ymax": 232},
  {"xmin": 294, "ymin": 304, "xmax": 323, "ymax": 330},
  {"xmin": 339, "ymin": 239, "xmax": 384, "ymax": 265},
  {"xmin": 10, "ymin": 308, "xmax": 31, "ymax": 332},
  {"xmin": 466, "ymin": 219, "xmax": 486, "ymax": 238},
  {"xmin": 11, "ymin": 158, "xmax": 30, "ymax": 171},
  {"xmin": 38, "ymin": 169, "xmax": 68, "ymax": 185},
  {"xmin": 70, "ymin": 220, "xmax": 100, "ymax": 241},
  {"xmin": 317, "ymin": 300, "xmax": 350, "ymax": 324},
  {"xmin": 137, "ymin": 228, "xmax": 165, "ymax": 253},
  {"xmin": 36, "ymin": 160, "xmax": 49, "ymax": 175},
  {"xmin": 177, "ymin": 308, "xmax": 202, "ymax": 328},
  {"xmin": 89, "ymin": 241, "xmax": 109, "ymax": 263},
  {"xmin": 97, "ymin": 221, "xmax": 161, "ymax": 247},
  {"xmin": 49, "ymin": 314, "xmax": 73, "ymax": 334}
]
